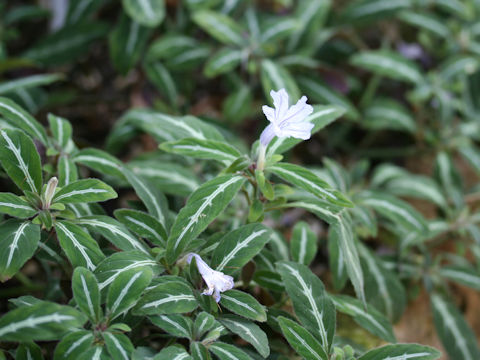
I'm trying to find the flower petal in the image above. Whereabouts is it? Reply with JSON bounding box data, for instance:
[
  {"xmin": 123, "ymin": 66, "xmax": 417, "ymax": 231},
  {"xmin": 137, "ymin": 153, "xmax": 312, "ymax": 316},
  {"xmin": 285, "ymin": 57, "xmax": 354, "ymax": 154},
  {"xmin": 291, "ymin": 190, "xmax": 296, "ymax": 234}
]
[
  {"xmin": 270, "ymin": 89, "xmax": 289, "ymax": 121},
  {"xmin": 283, "ymin": 121, "xmax": 314, "ymax": 140},
  {"xmin": 259, "ymin": 124, "xmax": 277, "ymax": 146},
  {"xmin": 262, "ymin": 105, "xmax": 276, "ymax": 123},
  {"xmin": 279, "ymin": 96, "xmax": 313, "ymax": 126}
]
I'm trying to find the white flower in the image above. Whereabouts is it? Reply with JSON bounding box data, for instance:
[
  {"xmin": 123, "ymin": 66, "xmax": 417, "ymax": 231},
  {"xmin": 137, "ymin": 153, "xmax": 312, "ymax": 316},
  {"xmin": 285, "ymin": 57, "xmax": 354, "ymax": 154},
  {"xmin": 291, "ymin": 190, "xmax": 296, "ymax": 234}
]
[
  {"xmin": 259, "ymin": 88, "xmax": 314, "ymax": 146},
  {"xmin": 187, "ymin": 253, "xmax": 234, "ymax": 302}
]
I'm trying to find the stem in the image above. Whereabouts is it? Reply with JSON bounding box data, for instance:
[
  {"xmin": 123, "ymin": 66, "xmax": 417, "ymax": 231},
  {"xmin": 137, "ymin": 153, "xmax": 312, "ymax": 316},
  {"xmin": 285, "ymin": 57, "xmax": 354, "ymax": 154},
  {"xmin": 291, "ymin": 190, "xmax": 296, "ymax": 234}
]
[{"xmin": 256, "ymin": 143, "xmax": 267, "ymax": 171}]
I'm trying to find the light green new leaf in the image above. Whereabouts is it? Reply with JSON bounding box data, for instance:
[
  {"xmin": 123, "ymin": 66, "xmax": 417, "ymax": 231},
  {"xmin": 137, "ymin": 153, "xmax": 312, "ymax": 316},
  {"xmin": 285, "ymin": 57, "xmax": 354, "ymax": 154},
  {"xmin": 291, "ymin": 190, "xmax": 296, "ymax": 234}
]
[
  {"xmin": 122, "ymin": 0, "xmax": 165, "ymax": 27},
  {"xmin": 103, "ymin": 332, "xmax": 134, "ymax": 360},
  {"xmin": 266, "ymin": 105, "xmax": 345, "ymax": 156},
  {"xmin": 109, "ymin": 14, "xmax": 152, "ymax": 75},
  {"xmin": 439, "ymin": 266, "xmax": 480, "ymax": 291},
  {"xmin": 331, "ymin": 294, "xmax": 396, "ymax": 343},
  {"xmin": 212, "ymin": 223, "xmax": 271, "ymax": 275},
  {"xmin": 350, "ymin": 50, "xmax": 423, "ymax": 84},
  {"xmin": 0, "ymin": 192, "xmax": 37, "ymax": 218},
  {"xmin": 160, "ymin": 138, "xmax": 243, "ymax": 163},
  {"xmin": 73, "ymin": 148, "xmax": 125, "ymax": 180},
  {"xmin": 48, "ymin": 114, "xmax": 72, "ymax": 149},
  {"xmin": 0, "ymin": 97, "xmax": 48, "ymax": 144},
  {"xmin": 134, "ymin": 282, "xmax": 198, "ymax": 315},
  {"xmin": 194, "ymin": 312, "xmax": 215, "ymax": 338},
  {"xmin": 94, "ymin": 251, "xmax": 161, "ymax": 291},
  {"xmin": 107, "ymin": 268, "xmax": 153, "ymax": 320},
  {"xmin": 55, "ymin": 221, "xmax": 105, "ymax": 271},
  {"xmin": 192, "ymin": 10, "xmax": 245, "ymax": 46},
  {"xmin": 204, "ymin": 48, "xmax": 243, "ymax": 78},
  {"xmin": 261, "ymin": 59, "xmax": 300, "ymax": 102},
  {"xmin": 154, "ymin": 346, "xmax": 192, "ymax": 360},
  {"xmin": 219, "ymin": 315, "xmax": 269, "ymax": 358},
  {"xmin": 278, "ymin": 316, "xmax": 328, "ymax": 360},
  {"xmin": 122, "ymin": 167, "xmax": 169, "ymax": 227},
  {"xmin": 24, "ymin": 22, "xmax": 108, "ymax": 66},
  {"xmin": 269, "ymin": 163, "xmax": 353, "ymax": 207},
  {"xmin": 54, "ymin": 331, "xmax": 94, "ymax": 360},
  {"xmin": 220, "ymin": 290, "xmax": 267, "ymax": 322},
  {"xmin": 356, "ymin": 191, "xmax": 428, "ymax": 234},
  {"xmin": 208, "ymin": 342, "xmax": 252, "ymax": 360},
  {"xmin": 166, "ymin": 174, "xmax": 245, "ymax": 264},
  {"xmin": 0, "ymin": 74, "xmax": 62, "ymax": 95},
  {"xmin": 72, "ymin": 267, "xmax": 102, "ymax": 323},
  {"xmin": 53, "ymin": 178, "xmax": 117, "ymax": 204},
  {"xmin": 358, "ymin": 344, "xmax": 441, "ymax": 360},
  {"xmin": 0, "ymin": 302, "xmax": 86, "ymax": 342},
  {"xmin": 0, "ymin": 129, "xmax": 43, "ymax": 193},
  {"xmin": 75, "ymin": 215, "xmax": 150, "ymax": 255},
  {"xmin": 0, "ymin": 220, "xmax": 40, "ymax": 279},
  {"xmin": 276, "ymin": 261, "xmax": 335, "ymax": 352},
  {"xmin": 431, "ymin": 294, "xmax": 480, "ymax": 360},
  {"xmin": 290, "ymin": 221, "xmax": 317, "ymax": 266},
  {"xmin": 114, "ymin": 208, "xmax": 167, "ymax": 246},
  {"xmin": 149, "ymin": 314, "xmax": 193, "ymax": 339}
]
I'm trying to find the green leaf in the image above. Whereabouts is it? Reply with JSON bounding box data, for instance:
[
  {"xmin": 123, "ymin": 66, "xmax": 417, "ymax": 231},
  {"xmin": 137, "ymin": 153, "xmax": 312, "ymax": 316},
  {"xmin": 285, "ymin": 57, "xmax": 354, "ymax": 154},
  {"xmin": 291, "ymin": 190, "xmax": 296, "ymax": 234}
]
[
  {"xmin": 260, "ymin": 17, "xmax": 298, "ymax": 44},
  {"xmin": 191, "ymin": 342, "xmax": 210, "ymax": 360},
  {"xmin": 363, "ymin": 98, "xmax": 416, "ymax": 133},
  {"xmin": 359, "ymin": 245, "xmax": 406, "ymax": 322},
  {"xmin": 48, "ymin": 114, "xmax": 72, "ymax": 149},
  {"xmin": 398, "ymin": 10, "xmax": 450, "ymax": 37},
  {"xmin": 431, "ymin": 294, "xmax": 480, "ymax": 360},
  {"xmin": 122, "ymin": 167, "xmax": 169, "ymax": 227},
  {"xmin": 149, "ymin": 314, "xmax": 193, "ymax": 339},
  {"xmin": 211, "ymin": 223, "xmax": 271, "ymax": 275},
  {"xmin": 439, "ymin": 266, "xmax": 480, "ymax": 291},
  {"xmin": 192, "ymin": 10, "xmax": 245, "ymax": 46},
  {"xmin": 166, "ymin": 174, "xmax": 245, "ymax": 264},
  {"xmin": 103, "ymin": 332, "xmax": 134, "ymax": 360},
  {"xmin": 328, "ymin": 224, "xmax": 348, "ymax": 290},
  {"xmin": 356, "ymin": 191, "xmax": 428, "ymax": 234},
  {"xmin": 73, "ymin": 148, "xmax": 125, "ymax": 181},
  {"xmin": 330, "ymin": 294, "xmax": 396, "ymax": 343},
  {"xmin": 340, "ymin": 0, "xmax": 411, "ymax": 24},
  {"xmin": 122, "ymin": 0, "xmax": 165, "ymax": 27},
  {"xmin": 107, "ymin": 267, "xmax": 153, "ymax": 320},
  {"xmin": 134, "ymin": 281, "xmax": 198, "ymax": 315},
  {"xmin": 66, "ymin": 0, "xmax": 106, "ymax": 25},
  {"xmin": 58, "ymin": 155, "xmax": 78, "ymax": 187},
  {"xmin": 72, "ymin": 267, "xmax": 102, "ymax": 323},
  {"xmin": 253, "ymin": 270, "xmax": 284, "ymax": 292},
  {"xmin": 219, "ymin": 315, "xmax": 269, "ymax": 358},
  {"xmin": 266, "ymin": 105, "xmax": 345, "ymax": 156},
  {"xmin": 222, "ymin": 85, "xmax": 253, "ymax": 124},
  {"xmin": 109, "ymin": 14, "xmax": 152, "ymax": 75},
  {"xmin": 220, "ymin": 290, "xmax": 267, "ymax": 322},
  {"xmin": 298, "ymin": 76, "xmax": 359, "ymax": 120},
  {"xmin": 54, "ymin": 331, "xmax": 94, "ymax": 360},
  {"xmin": 0, "ymin": 74, "xmax": 62, "ymax": 95},
  {"xmin": 277, "ymin": 316, "xmax": 328, "ymax": 360},
  {"xmin": 194, "ymin": 312, "xmax": 215, "ymax": 338},
  {"xmin": 53, "ymin": 178, "xmax": 117, "ymax": 204},
  {"xmin": 0, "ymin": 220, "xmax": 40, "ymax": 279},
  {"xmin": 261, "ymin": 59, "xmax": 300, "ymax": 102},
  {"xmin": 269, "ymin": 163, "xmax": 353, "ymax": 207},
  {"xmin": 154, "ymin": 346, "xmax": 192, "ymax": 360},
  {"xmin": 143, "ymin": 62, "xmax": 178, "ymax": 106},
  {"xmin": 0, "ymin": 129, "xmax": 43, "ymax": 193},
  {"xmin": 204, "ymin": 48, "xmax": 243, "ymax": 78},
  {"xmin": 160, "ymin": 138, "xmax": 243, "ymax": 163},
  {"xmin": 0, "ymin": 97, "xmax": 48, "ymax": 144},
  {"xmin": 114, "ymin": 208, "xmax": 167, "ymax": 246},
  {"xmin": 24, "ymin": 22, "xmax": 108, "ymax": 65},
  {"xmin": 290, "ymin": 221, "xmax": 317, "ymax": 266},
  {"xmin": 146, "ymin": 34, "xmax": 198, "ymax": 62},
  {"xmin": 16, "ymin": 342, "xmax": 44, "ymax": 360},
  {"xmin": 75, "ymin": 215, "xmax": 150, "ymax": 255},
  {"xmin": 276, "ymin": 261, "xmax": 335, "ymax": 352},
  {"xmin": 94, "ymin": 251, "xmax": 160, "ymax": 291},
  {"xmin": 208, "ymin": 342, "xmax": 252, "ymax": 360},
  {"xmin": 54, "ymin": 220, "xmax": 105, "ymax": 271},
  {"xmin": 129, "ymin": 160, "xmax": 199, "ymax": 196},
  {"xmin": 350, "ymin": 50, "xmax": 423, "ymax": 84},
  {"xmin": 439, "ymin": 55, "xmax": 479, "ymax": 80},
  {"xmin": 0, "ymin": 192, "xmax": 37, "ymax": 218},
  {"xmin": 0, "ymin": 302, "xmax": 85, "ymax": 341},
  {"xmin": 358, "ymin": 344, "xmax": 441, "ymax": 360}
]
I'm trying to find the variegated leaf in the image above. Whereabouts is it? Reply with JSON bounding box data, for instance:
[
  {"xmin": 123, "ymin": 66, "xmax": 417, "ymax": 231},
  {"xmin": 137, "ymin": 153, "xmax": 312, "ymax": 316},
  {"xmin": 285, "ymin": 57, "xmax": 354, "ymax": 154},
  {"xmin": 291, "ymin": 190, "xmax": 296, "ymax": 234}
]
[
  {"xmin": 72, "ymin": 267, "xmax": 102, "ymax": 323},
  {"xmin": 0, "ymin": 192, "xmax": 37, "ymax": 218},
  {"xmin": 53, "ymin": 179, "xmax": 117, "ymax": 204}
]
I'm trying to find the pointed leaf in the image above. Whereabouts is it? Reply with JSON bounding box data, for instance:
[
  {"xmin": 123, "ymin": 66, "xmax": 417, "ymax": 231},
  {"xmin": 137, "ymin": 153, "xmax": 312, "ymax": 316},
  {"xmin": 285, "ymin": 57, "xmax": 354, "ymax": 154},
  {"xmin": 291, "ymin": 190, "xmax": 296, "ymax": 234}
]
[
  {"xmin": 53, "ymin": 178, "xmax": 117, "ymax": 204},
  {"xmin": 194, "ymin": 312, "xmax": 215, "ymax": 338},
  {"xmin": 358, "ymin": 344, "xmax": 441, "ymax": 360},
  {"xmin": 192, "ymin": 10, "xmax": 245, "ymax": 46},
  {"xmin": 160, "ymin": 138, "xmax": 243, "ymax": 163},
  {"xmin": 154, "ymin": 346, "xmax": 192, "ymax": 360},
  {"xmin": 208, "ymin": 342, "xmax": 252, "ymax": 360},
  {"xmin": 114, "ymin": 208, "xmax": 167, "ymax": 246},
  {"xmin": 220, "ymin": 290, "xmax": 267, "ymax": 322},
  {"xmin": 204, "ymin": 48, "xmax": 243, "ymax": 78},
  {"xmin": 149, "ymin": 314, "xmax": 193, "ymax": 339},
  {"xmin": 122, "ymin": 0, "xmax": 165, "ymax": 27},
  {"xmin": 73, "ymin": 148, "xmax": 125, "ymax": 181},
  {"xmin": 103, "ymin": 332, "xmax": 134, "ymax": 360},
  {"xmin": 0, "ymin": 192, "xmax": 37, "ymax": 218},
  {"xmin": 54, "ymin": 331, "xmax": 94, "ymax": 360},
  {"xmin": 72, "ymin": 267, "xmax": 102, "ymax": 323},
  {"xmin": 290, "ymin": 221, "xmax": 317, "ymax": 266}
]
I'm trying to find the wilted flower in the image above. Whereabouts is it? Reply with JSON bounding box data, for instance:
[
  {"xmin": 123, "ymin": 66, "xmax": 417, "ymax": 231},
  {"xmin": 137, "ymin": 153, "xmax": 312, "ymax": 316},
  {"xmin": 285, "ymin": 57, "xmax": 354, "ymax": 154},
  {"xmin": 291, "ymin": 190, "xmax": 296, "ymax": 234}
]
[
  {"xmin": 187, "ymin": 253, "xmax": 234, "ymax": 302},
  {"xmin": 257, "ymin": 89, "xmax": 313, "ymax": 170}
]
